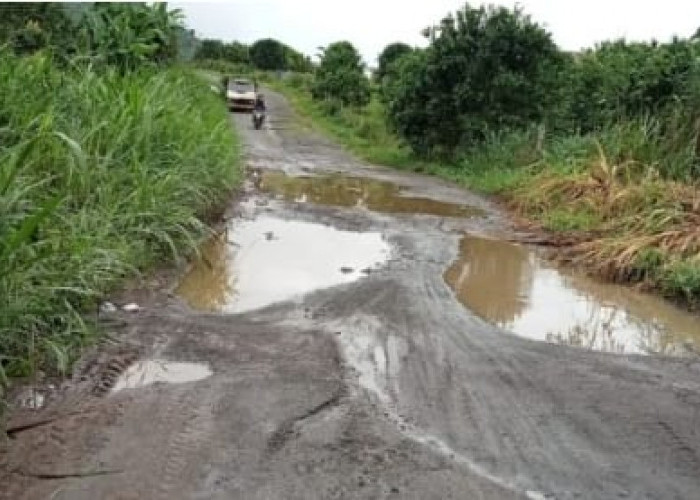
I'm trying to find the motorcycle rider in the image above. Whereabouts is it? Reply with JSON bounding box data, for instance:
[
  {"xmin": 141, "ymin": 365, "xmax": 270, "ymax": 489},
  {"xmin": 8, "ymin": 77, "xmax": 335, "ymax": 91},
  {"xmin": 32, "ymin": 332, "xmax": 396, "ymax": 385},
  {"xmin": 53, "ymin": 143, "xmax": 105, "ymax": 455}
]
[
  {"xmin": 254, "ymin": 93, "xmax": 266, "ymax": 112},
  {"xmin": 252, "ymin": 93, "xmax": 266, "ymax": 129}
]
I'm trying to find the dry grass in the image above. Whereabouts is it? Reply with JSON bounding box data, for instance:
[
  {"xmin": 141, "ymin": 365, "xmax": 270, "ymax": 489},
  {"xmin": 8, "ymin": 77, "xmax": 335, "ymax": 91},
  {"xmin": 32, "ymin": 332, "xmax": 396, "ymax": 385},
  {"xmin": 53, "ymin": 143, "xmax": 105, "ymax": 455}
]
[{"xmin": 510, "ymin": 141, "xmax": 700, "ymax": 301}]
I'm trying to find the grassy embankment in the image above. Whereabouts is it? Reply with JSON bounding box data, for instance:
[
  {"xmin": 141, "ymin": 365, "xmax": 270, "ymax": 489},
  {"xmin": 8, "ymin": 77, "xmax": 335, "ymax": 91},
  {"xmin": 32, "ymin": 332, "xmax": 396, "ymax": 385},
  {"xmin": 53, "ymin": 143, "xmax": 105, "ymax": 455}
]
[
  {"xmin": 268, "ymin": 78, "xmax": 700, "ymax": 307},
  {"xmin": 1, "ymin": 49, "xmax": 241, "ymax": 386}
]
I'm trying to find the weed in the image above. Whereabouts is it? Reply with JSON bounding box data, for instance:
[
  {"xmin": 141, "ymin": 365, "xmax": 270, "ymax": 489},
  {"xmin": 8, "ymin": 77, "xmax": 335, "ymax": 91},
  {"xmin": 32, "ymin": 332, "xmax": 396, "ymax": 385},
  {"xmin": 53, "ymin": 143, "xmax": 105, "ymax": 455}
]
[{"xmin": 663, "ymin": 259, "xmax": 700, "ymax": 303}]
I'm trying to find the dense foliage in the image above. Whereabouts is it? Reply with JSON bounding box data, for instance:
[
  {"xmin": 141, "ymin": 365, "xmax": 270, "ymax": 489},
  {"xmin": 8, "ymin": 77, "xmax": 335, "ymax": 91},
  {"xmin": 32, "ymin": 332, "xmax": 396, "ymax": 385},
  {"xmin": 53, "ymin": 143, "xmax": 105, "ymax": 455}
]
[
  {"xmin": 249, "ymin": 38, "xmax": 287, "ymax": 70},
  {"xmin": 374, "ymin": 42, "xmax": 413, "ymax": 82},
  {"xmin": 312, "ymin": 41, "xmax": 370, "ymax": 108},
  {"xmin": 0, "ymin": 2, "xmax": 184, "ymax": 71},
  {"xmin": 0, "ymin": 3, "xmax": 77, "ymax": 55},
  {"xmin": 0, "ymin": 4, "xmax": 240, "ymax": 382},
  {"xmin": 563, "ymin": 39, "xmax": 700, "ymax": 133},
  {"xmin": 78, "ymin": 3, "xmax": 184, "ymax": 71},
  {"xmin": 195, "ymin": 39, "xmax": 250, "ymax": 65},
  {"xmin": 382, "ymin": 5, "xmax": 564, "ymax": 157}
]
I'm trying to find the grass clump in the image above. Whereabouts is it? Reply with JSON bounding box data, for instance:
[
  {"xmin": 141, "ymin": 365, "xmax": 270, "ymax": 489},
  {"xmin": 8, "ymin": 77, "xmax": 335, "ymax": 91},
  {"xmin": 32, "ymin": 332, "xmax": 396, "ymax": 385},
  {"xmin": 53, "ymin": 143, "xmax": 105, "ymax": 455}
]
[{"xmin": 0, "ymin": 49, "xmax": 241, "ymax": 380}]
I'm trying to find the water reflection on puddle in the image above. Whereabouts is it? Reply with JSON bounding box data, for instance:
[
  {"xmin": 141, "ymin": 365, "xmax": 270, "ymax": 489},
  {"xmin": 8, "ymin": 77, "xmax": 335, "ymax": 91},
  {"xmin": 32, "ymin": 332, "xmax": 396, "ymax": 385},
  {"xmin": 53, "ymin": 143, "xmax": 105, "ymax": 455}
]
[
  {"xmin": 258, "ymin": 171, "xmax": 484, "ymax": 218},
  {"xmin": 177, "ymin": 216, "xmax": 391, "ymax": 313},
  {"xmin": 112, "ymin": 360, "xmax": 212, "ymax": 392},
  {"xmin": 445, "ymin": 235, "xmax": 700, "ymax": 356}
]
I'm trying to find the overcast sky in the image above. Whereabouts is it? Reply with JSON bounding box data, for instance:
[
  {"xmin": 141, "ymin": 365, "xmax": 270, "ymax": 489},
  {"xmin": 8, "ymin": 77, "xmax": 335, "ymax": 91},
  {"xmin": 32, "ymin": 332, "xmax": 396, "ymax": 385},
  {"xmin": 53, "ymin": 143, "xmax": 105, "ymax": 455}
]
[{"xmin": 172, "ymin": 1, "xmax": 700, "ymax": 66}]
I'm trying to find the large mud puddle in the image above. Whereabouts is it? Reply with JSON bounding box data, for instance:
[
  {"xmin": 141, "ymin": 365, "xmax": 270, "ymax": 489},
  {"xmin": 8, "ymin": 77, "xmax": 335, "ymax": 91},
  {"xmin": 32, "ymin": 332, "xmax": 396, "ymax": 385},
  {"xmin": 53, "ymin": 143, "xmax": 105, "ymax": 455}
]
[
  {"xmin": 445, "ymin": 235, "xmax": 700, "ymax": 355},
  {"xmin": 258, "ymin": 171, "xmax": 484, "ymax": 218},
  {"xmin": 177, "ymin": 216, "xmax": 390, "ymax": 312}
]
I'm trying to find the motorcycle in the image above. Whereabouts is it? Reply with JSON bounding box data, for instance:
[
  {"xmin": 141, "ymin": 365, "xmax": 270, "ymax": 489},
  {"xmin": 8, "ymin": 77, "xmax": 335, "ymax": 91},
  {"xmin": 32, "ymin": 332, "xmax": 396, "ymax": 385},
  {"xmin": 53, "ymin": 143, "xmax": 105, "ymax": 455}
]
[{"xmin": 252, "ymin": 109, "xmax": 265, "ymax": 130}]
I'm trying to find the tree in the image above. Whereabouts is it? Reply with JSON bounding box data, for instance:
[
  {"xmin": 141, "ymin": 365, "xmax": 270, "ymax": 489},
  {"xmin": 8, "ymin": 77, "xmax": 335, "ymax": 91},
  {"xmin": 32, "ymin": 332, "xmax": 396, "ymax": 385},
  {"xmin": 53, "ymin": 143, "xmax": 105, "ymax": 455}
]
[
  {"xmin": 383, "ymin": 4, "xmax": 565, "ymax": 157},
  {"xmin": 195, "ymin": 39, "xmax": 225, "ymax": 60},
  {"xmin": 222, "ymin": 41, "xmax": 249, "ymax": 64},
  {"xmin": 285, "ymin": 46, "xmax": 313, "ymax": 72},
  {"xmin": 312, "ymin": 41, "xmax": 370, "ymax": 107},
  {"xmin": 249, "ymin": 38, "xmax": 287, "ymax": 70},
  {"xmin": 375, "ymin": 42, "xmax": 412, "ymax": 81}
]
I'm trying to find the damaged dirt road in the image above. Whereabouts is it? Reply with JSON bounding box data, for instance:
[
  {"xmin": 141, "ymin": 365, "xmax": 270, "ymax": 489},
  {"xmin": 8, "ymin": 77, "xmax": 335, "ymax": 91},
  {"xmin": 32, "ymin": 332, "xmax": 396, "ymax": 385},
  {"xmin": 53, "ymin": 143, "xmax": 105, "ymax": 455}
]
[{"xmin": 3, "ymin": 91, "xmax": 700, "ymax": 500}]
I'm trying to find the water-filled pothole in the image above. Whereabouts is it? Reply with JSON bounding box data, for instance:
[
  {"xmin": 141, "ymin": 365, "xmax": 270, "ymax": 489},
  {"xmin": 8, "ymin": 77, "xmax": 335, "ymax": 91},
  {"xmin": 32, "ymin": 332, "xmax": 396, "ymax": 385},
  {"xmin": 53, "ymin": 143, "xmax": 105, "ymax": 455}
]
[
  {"xmin": 177, "ymin": 216, "xmax": 391, "ymax": 313},
  {"xmin": 112, "ymin": 360, "xmax": 213, "ymax": 392},
  {"xmin": 258, "ymin": 171, "xmax": 484, "ymax": 218},
  {"xmin": 445, "ymin": 235, "xmax": 700, "ymax": 355}
]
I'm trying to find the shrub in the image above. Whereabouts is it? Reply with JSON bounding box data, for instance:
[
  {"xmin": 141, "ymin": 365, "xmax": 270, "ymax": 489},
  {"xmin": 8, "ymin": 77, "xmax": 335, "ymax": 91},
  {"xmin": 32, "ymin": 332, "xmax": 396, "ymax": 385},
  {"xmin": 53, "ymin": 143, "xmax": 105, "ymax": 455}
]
[
  {"xmin": 383, "ymin": 4, "xmax": 565, "ymax": 158},
  {"xmin": 312, "ymin": 41, "xmax": 370, "ymax": 107}
]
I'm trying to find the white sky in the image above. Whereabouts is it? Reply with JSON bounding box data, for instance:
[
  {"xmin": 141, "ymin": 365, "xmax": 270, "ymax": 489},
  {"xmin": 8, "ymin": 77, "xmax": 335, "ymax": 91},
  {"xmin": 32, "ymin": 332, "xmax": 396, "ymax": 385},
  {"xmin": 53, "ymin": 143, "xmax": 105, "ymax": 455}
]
[{"xmin": 172, "ymin": 1, "xmax": 700, "ymax": 66}]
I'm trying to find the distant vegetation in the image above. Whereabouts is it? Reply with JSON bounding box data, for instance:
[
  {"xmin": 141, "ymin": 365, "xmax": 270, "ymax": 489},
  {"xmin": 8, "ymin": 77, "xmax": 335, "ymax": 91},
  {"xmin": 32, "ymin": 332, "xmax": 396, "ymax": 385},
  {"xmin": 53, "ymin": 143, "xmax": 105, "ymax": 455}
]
[
  {"xmin": 194, "ymin": 36, "xmax": 312, "ymax": 73},
  {"xmin": 267, "ymin": 3, "xmax": 700, "ymax": 307},
  {"xmin": 1, "ymin": 3, "xmax": 240, "ymax": 385}
]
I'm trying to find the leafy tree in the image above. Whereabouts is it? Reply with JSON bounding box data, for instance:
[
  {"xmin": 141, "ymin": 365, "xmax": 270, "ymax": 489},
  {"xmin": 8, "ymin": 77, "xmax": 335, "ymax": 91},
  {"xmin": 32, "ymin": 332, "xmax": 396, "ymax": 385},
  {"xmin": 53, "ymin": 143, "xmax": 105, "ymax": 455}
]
[
  {"xmin": 222, "ymin": 41, "xmax": 249, "ymax": 64},
  {"xmin": 285, "ymin": 46, "xmax": 313, "ymax": 72},
  {"xmin": 375, "ymin": 42, "xmax": 412, "ymax": 81},
  {"xmin": 312, "ymin": 41, "xmax": 370, "ymax": 107},
  {"xmin": 383, "ymin": 4, "xmax": 565, "ymax": 157},
  {"xmin": 250, "ymin": 38, "xmax": 287, "ymax": 70},
  {"xmin": 195, "ymin": 39, "xmax": 225, "ymax": 60},
  {"xmin": 195, "ymin": 39, "xmax": 249, "ymax": 65}
]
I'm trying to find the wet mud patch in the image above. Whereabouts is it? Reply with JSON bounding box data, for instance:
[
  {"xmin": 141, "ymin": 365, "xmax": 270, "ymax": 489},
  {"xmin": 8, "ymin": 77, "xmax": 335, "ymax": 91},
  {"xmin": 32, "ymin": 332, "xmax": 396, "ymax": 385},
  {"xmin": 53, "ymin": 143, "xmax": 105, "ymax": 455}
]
[
  {"xmin": 445, "ymin": 235, "xmax": 700, "ymax": 355},
  {"xmin": 112, "ymin": 359, "xmax": 212, "ymax": 392},
  {"xmin": 258, "ymin": 171, "xmax": 485, "ymax": 218},
  {"xmin": 177, "ymin": 216, "xmax": 391, "ymax": 313}
]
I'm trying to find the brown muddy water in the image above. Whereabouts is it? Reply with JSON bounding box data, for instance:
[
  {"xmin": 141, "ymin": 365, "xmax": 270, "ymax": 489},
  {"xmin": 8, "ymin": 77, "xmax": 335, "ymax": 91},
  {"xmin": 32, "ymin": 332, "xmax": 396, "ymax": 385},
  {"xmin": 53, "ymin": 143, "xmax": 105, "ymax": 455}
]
[
  {"xmin": 177, "ymin": 216, "xmax": 391, "ymax": 313},
  {"xmin": 112, "ymin": 360, "xmax": 213, "ymax": 392},
  {"xmin": 258, "ymin": 171, "xmax": 484, "ymax": 218},
  {"xmin": 445, "ymin": 235, "xmax": 700, "ymax": 356}
]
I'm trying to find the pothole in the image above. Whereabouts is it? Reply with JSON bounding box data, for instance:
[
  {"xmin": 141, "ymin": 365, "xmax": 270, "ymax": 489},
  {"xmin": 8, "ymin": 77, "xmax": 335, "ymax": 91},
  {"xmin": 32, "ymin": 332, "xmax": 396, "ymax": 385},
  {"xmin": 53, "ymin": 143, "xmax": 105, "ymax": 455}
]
[
  {"xmin": 177, "ymin": 216, "xmax": 391, "ymax": 313},
  {"xmin": 112, "ymin": 359, "xmax": 213, "ymax": 392},
  {"xmin": 445, "ymin": 235, "xmax": 700, "ymax": 356},
  {"xmin": 258, "ymin": 171, "xmax": 484, "ymax": 218}
]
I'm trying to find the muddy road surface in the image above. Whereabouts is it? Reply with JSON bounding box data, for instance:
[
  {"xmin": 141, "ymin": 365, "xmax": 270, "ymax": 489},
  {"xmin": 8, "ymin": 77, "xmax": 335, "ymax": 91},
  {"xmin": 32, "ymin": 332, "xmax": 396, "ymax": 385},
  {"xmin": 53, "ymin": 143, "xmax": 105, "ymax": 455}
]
[{"xmin": 3, "ymin": 91, "xmax": 700, "ymax": 500}]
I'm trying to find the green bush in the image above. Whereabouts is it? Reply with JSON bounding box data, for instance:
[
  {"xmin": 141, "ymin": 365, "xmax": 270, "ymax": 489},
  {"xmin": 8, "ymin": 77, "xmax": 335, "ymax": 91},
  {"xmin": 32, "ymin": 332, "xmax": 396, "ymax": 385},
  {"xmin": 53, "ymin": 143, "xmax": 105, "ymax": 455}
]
[
  {"xmin": 564, "ymin": 39, "xmax": 700, "ymax": 133},
  {"xmin": 383, "ymin": 4, "xmax": 565, "ymax": 158}
]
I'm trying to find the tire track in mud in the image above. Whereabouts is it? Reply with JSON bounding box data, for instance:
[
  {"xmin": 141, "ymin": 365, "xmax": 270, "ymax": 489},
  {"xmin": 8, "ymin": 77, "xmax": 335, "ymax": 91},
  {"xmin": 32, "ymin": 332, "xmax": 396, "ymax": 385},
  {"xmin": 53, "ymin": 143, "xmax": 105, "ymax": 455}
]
[
  {"xmin": 155, "ymin": 389, "xmax": 212, "ymax": 500},
  {"xmin": 266, "ymin": 388, "xmax": 345, "ymax": 454},
  {"xmin": 299, "ymin": 280, "xmax": 538, "ymax": 498},
  {"xmin": 301, "ymin": 253, "xmax": 700, "ymax": 498}
]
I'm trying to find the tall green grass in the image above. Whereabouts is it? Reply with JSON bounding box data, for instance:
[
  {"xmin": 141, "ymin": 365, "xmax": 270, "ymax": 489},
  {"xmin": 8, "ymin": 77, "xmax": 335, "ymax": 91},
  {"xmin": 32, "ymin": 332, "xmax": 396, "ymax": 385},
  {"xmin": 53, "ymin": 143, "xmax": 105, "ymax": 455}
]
[{"xmin": 0, "ymin": 49, "xmax": 241, "ymax": 380}]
